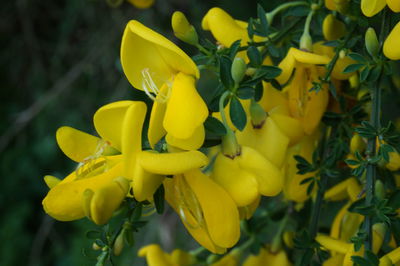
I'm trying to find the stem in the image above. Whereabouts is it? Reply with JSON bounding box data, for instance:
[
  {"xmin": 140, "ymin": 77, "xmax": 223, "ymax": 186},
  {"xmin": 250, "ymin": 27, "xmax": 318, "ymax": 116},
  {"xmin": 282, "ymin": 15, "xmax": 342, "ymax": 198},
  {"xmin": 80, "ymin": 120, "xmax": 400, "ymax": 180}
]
[
  {"xmin": 266, "ymin": 1, "xmax": 308, "ymax": 25},
  {"xmin": 271, "ymin": 211, "xmax": 290, "ymax": 252},
  {"xmin": 196, "ymin": 43, "xmax": 212, "ymax": 56}
]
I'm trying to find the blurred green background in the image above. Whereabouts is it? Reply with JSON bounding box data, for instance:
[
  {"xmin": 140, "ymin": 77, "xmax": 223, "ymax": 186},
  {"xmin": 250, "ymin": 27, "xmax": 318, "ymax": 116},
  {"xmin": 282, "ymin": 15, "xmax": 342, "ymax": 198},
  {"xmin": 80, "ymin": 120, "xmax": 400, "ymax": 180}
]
[{"xmin": 0, "ymin": 0, "xmax": 273, "ymax": 265}]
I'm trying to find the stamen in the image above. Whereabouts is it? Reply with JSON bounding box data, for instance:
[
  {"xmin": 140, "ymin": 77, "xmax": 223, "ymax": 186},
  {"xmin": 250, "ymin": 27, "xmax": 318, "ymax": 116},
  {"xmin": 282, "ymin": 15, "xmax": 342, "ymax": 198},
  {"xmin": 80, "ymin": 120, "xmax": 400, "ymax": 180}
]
[
  {"xmin": 141, "ymin": 68, "xmax": 171, "ymax": 103},
  {"xmin": 75, "ymin": 140, "xmax": 110, "ymax": 179}
]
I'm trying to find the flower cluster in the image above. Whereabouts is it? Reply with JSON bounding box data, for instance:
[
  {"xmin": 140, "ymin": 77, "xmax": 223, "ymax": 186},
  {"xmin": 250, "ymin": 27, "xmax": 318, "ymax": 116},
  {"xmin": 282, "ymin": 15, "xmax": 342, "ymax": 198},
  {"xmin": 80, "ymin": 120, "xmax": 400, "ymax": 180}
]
[{"xmin": 42, "ymin": 1, "xmax": 400, "ymax": 265}]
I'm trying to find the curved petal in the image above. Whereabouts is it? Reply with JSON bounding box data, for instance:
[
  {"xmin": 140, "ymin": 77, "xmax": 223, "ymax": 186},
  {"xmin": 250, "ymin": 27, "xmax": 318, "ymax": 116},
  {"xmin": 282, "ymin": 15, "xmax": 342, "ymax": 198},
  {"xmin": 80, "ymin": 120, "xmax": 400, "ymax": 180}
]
[
  {"xmin": 291, "ymin": 48, "xmax": 331, "ymax": 65},
  {"xmin": 166, "ymin": 125, "xmax": 205, "ymax": 150},
  {"xmin": 44, "ymin": 175, "xmax": 61, "ymax": 189},
  {"xmin": 184, "ymin": 169, "xmax": 240, "ymax": 248},
  {"xmin": 383, "ymin": 22, "xmax": 400, "ymax": 60},
  {"xmin": 270, "ymin": 113, "xmax": 304, "ymax": 145},
  {"xmin": 42, "ymin": 162, "xmax": 124, "ymax": 221},
  {"xmin": 387, "ymin": 0, "xmax": 400, "ymax": 12},
  {"xmin": 121, "ymin": 20, "xmax": 199, "ymax": 91},
  {"xmin": 148, "ymin": 85, "xmax": 168, "ymax": 148},
  {"xmin": 132, "ymin": 160, "xmax": 164, "ymax": 202},
  {"xmin": 121, "ymin": 101, "xmax": 147, "ymax": 180},
  {"xmin": 89, "ymin": 177, "xmax": 130, "ymax": 225},
  {"xmin": 94, "ymin": 101, "xmax": 136, "ymax": 151},
  {"xmin": 202, "ymin": 7, "xmax": 249, "ymax": 47},
  {"xmin": 138, "ymin": 150, "xmax": 208, "ymax": 175},
  {"xmin": 138, "ymin": 244, "xmax": 174, "ymax": 266},
  {"xmin": 258, "ymin": 82, "xmax": 289, "ymax": 112},
  {"xmin": 56, "ymin": 126, "xmax": 101, "ymax": 163},
  {"xmin": 212, "ymin": 153, "xmax": 259, "ymax": 207},
  {"xmin": 164, "ymin": 177, "xmax": 227, "ymax": 254},
  {"xmin": 361, "ymin": 0, "xmax": 386, "ymax": 17},
  {"xmin": 236, "ymin": 117, "xmax": 289, "ymax": 168},
  {"xmin": 239, "ymin": 147, "xmax": 283, "ymax": 197},
  {"xmin": 277, "ymin": 49, "xmax": 296, "ymax": 84},
  {"xmin": 163, "ymin": 73, "xmax": 208, "ymax": 139}
]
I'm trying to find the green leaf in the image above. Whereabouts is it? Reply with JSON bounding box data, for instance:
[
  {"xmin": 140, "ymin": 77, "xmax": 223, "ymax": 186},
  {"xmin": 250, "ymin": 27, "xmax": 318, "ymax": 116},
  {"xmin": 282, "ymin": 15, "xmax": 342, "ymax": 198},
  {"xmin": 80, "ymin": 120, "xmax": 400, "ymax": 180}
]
[
  {"xmin": 256, "ymin": 65, "xmax": 282, "ymax": 79},
  {"xmin": 247, "ymin": 18, "xmax": 254, "ymax": 39},
  {"xmin": 367, "ymin": 65, "xmax": 382, "ymax": 83},
  {"xmin": 257, "ymin": 4, "xmax": 269, "ymax": 36},
  {"xmin": 348, "ymin": 53, "xmax": 367, "ymax": 63},
  {"xmin": 204, "ymin": 116, "xmax": 227, "ymax": 136},
  {"xmin": 323, "ymin": 40, "xmax": 340, "ymax": 47},
  {"xmin": 154, "ymin": 184, "xmax": 165, "ymax": 214},
  {"xmin": 237, "ymin": 86, "xmax": 255, "ymax": 99},
  {"xmin": 254, "ymin": 82, "xmax": 264, "ymax": 101},
  {"xmin": 229, "ymin": 96, "xmax": 247, "ymax": 131},
  {"xmin": 130, "ymin": 203, "xmax": 142, "ymax": 221},
  {"xmin": 343, "ymin": 63, "xmax": 365, "ymax": 74},
  {"xmin": 229, "ymin": 40, "xmax": 242, "ymax": 59},
  {"xmin": 360, "ymin": 67, "xmax": 370, "ymax": 83},
  {"xmin": 345, "ymin": 159, "xmax": 360, "ymax": 166},
  {"xmin": 219, "ymin": 56, "xmax": 234, "ymax": 89},
  {"xmin": 247, "ymin": 46, "xmax": 262, "ymax": 67}
]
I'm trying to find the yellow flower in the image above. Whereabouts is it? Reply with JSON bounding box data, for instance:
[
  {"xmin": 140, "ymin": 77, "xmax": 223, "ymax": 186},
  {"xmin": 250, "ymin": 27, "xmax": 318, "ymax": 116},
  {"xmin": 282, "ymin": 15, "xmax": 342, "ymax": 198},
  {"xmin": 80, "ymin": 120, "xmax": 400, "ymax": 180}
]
[
  {"xmin": 243, "ymin": 247, "xmax": 291, "ymax": 266},
  {"xmin": 277, "ymin": 47, "xmax": 330, "ymax": 135},
  {"xmin": 322, "ymin": 14, "xmax": 346, "ymax": 41},
  {"xmin": 211, "ymin": 249, "xmax": 240, "ymax": 266},
  {"xmin": 127, "ymin": 0, "xmax": 154, "ymax": 9},
  {"xmin": 380, "ymin": 246, "xmax": 400, "ymax": 265},
  {"xmin": 120, "ymin": 20, "xmax": 208, "ymax": 149},
  {"xmin": 202, "ymin": 7, "xmax": 249, "ymax": 48},
  {"xmin": 164, "ymin": 169, "xmax": 240, "ymax": 254},
  {"xmin": 383, "ymin": 21, "xmax": 400, "ymax": 60},
  {"xmin": 361, "ymin": 0, "xmax": 400, "ymax": 17},
  {"xmin": 42, "ymin": 101, "xmax": 144, "ymax": 224},
  {"xmin": 211, "ymin": 146, "xmax": 283, "ymax": 207},
  {"xmin": 138, "ymin": 244, "xmax": 195, "ymax": 266}
]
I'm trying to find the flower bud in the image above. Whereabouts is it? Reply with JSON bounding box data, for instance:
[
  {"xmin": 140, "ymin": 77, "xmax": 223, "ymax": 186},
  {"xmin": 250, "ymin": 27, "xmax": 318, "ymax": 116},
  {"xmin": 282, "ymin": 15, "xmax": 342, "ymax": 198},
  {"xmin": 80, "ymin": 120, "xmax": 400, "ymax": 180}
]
[
  {"xmin": 300, "ymin": 32, "xmax": 313, "ymax": 52},
  {"xmin": 171, "ymin": 11, "xmax": 198, "ymax": 46},
  {"xmin": 113, "ymin": 230, "xmax": 125, "ymax": 256},
  {"xmin": 92, "ymin": 242, "xmax": 102, "ymax": 250},
  {"xmin": 374, "ymin": 179, "xmax": 385, "ymax": 200},
  {"xmin": 323, "ymin": 14, "xmax": 346, "ymax": 41},
  {"xmin": 127, "ymin": 0, "xmax": 154, "ymax": 9},
  {"xmin": 365, "ymin": 27, "xmax": 380, "ymax": 57},
  {"xmin": 221, "ymin": 129, "xmax": 241, "ymax": 158},
  {"xmin": 350, "ymin": 133, "xmax": 366, "ymax": 154},
  {"xmin": 349, "ymin": 74, "xmax": 359, "ymax": 88},
  {"xmin": 249, "ymin": 101, "xmax": 267, "ymax": 128},
  {"xmin": 231, "ymin": 58, "xmax": 247, "ymax": 84}
]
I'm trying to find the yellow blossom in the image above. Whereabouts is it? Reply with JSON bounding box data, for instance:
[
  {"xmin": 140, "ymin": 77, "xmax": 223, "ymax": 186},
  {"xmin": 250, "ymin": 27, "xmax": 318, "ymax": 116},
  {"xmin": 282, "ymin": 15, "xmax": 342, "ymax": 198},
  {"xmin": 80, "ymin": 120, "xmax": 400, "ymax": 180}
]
[{"xmin": 383, "ymin": 21, "xmax": 400, "ymax": 60}]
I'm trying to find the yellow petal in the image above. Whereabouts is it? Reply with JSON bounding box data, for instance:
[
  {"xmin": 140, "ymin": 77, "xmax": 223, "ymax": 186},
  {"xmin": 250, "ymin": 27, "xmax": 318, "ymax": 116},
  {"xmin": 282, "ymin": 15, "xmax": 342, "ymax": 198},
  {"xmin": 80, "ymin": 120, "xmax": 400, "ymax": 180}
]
[
  {"xmin": 323, "ymin": 14, "xmax": 346, "ymax": 41},
  {"xmin": 163, "ymin": 73, "xmax": 208, "ymax": 139},
  {"xmin": 89, "ymin": 177, "xmax": 130, "ymax": 225},
  {"xmin": 138, "ymin": 150, "xmax": 209, "ymax": 175},
  {"xmin": 170, "ymin": 249, "xmax": 195, "ymax": 266},
  {"xmin": 127, "ymin": 0, "xmax": 154, "ymax": 9},
  {"xmin": 121, "ymin": 20, "xmax": 199, "ymax": 92},
  {"xmin": 361, "ymin": 0, "xmax": 386, "ymax": 17},
  {"xmin": 121, "ymin": 101, "xmax": 147, "ymax": 180},
  {"xmin": 148, "ymin": 85, "xmax": 168, "ymax": 148},
  {"xmin": 44, "ymin": 175, "xmax": 61, "ymax": 189},
  {"xmin": 42, "ymin": 162, "xmax": 124, "ymax": 221},
  {"xmin": 239, "ymin": 146, "xmax": 284, "ymax": 196},
  {"xmin": 164, "ymin": 177, "xmax": 227, "ymax": 254},
  {"xmin": 270, "ymin": 113, "xmax": 304, "ymax": 145},
  {"xmin": 56, "ymin": 126, "xmax": 102, "ymax": 163},
  {"xmin": 258, "ymin": 82, "xmax": 289, "ymax": 112},
  {"xmin": 325, "ymin": 0, "xmax": 336, "ymax": 10},
  {"xmin": 202, "ymin": 7, "xmax": 249, "ymax": 47},
  {"xmin": 184, "ymin": 169, "xmax": 240, "ymax": 248},
  {"xmin": 291, "ymin": 48, "xmax": 331, "ymax": 65},
  {"xmin": 316, "ymin": 235, "xmax": 352, "ymax": 254},
  {"xmin": 323, "ymin": 255, "xmax": 344, "ymax": 266},
  {"xmin": 138, "ymin": 244, "xmax": 174, "ymax": 266},
  {"xmin": 383, "ymin": 22, "xmax": 400, "ymax": 60},
  {"xmin": 132, "ymin": 160, "xmax": 164, "ymax": 202},
  {"xmin": 238, "ymin": 196, "xmax": 260, "ymax": 220},
  {"xmin": 236, "ymin": 117, "xmax": 289, "ymax": 168},
  {"xmin": 387, "ymin": 0, "xmax": 400, "ymax": 12},
  {"xmin": 212, "ymin": 153, "xmax": 259, "ymax": 207},
  {"xmin": 166, "ymin": 125, "xmax": 205, "ymax": 150},
  {"xmin": 93, "ymin": 101, "xmax": 136, "ymax": 151},
  {"xmin": 243, "ymin": 247, "xmax": 267, "ymax": 266},
  {"xmin": 277, "ymin": 49, "xmax": 296, "ymax": 84},
  {"xmin": 264, "ymin": 249, "xmax": 291, "ymax": 266}
]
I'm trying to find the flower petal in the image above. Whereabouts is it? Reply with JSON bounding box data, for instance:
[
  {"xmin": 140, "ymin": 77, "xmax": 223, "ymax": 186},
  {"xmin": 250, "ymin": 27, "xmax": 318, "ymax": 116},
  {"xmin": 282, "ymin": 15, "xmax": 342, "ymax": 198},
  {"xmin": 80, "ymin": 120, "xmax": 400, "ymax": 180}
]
[
  {"xmin": 138, "ymin": 244, "xmax": 174, "ymax": 266},
  {"xmin": 387, "ymin": 0, "xmax": 400, "ymax": 12},
  {"xmin": 361, "ymin": 0, "xmax": 386, "ymax": 17},
  {"xmin": 132, "ymin": 160, "xmax": 164, "ymax": 202},
  {"xmin": 121, "ymin": 20, "xmax": 199, "ymax": 91},
  {"xmin": 94, "ymin": 101, "xmax": 136, "ymax": 151},
  {"xmin": 184, "ymin": 169, "xmax": 240, "ymax": 248},
  {"xmin": 212, "ymin": 153, "xmax": 259, "ymax": 207},
  {"xmin": 383, "ymin": 22, "xmax": 400, "ymax": 60},
  {"xmin": 166, "ymin": 125, "xmax": 205, "ymax": 150},
  {"xmin": 163, "ymin": 73, "xmax": 208, "ymax": 139},
  {"xmin": 138, "ymin": 150, "xmax": 209, "ymax": 175},
  {"xmin": 148, "ymin": 85, "xmax": 168, "ymax": 148},
  {"xmin": 56, "ymin": 126, "xmax": 101, "ymax": 163}
]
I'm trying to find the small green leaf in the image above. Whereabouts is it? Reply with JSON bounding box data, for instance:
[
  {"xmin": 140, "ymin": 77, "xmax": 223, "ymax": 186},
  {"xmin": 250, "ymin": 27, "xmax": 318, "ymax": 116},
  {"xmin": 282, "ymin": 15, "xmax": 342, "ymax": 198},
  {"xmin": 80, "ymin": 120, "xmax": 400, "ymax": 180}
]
[
  {"xmin": 219, "ymin": 56, "xmax": 234, "ymax": 89},
  {"xmin": 229, "ymin": 96, "xmax": 247, "ymax": 131},
  {"xmin": 229, "ymin": 40, "xmax": 242, "ymax": 59},
  {"xmin": 343, "ymin": 63, "xmax": 365, "ymax": 74},
  {"xmin": 256, "ymin": 65, "xmax": 282, "ymax": 79},
  {"xmin": 237, "ymin": 86, "xmax": 255, "ymax": 99},
  {"xmin": 204, "ymin": 116, "xmax": 227, "ymax": 136},
  {"xmin": 254, "ymin": 82, "xmax": 264, "ymax": 101},
  {"xmin": 360, "ymin": 67, "xmax": 370, "ymax": 83},
  {"xmin": 247, "ymin": 46, "xmax": 262, "ymax": 67},
  {"xmin": 348, "ymin": 53, "xmax": 367, "ymax": 63},
  {"xmin": 257, "ymin": 4, "xmax": 269, "ymax": 36}
]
